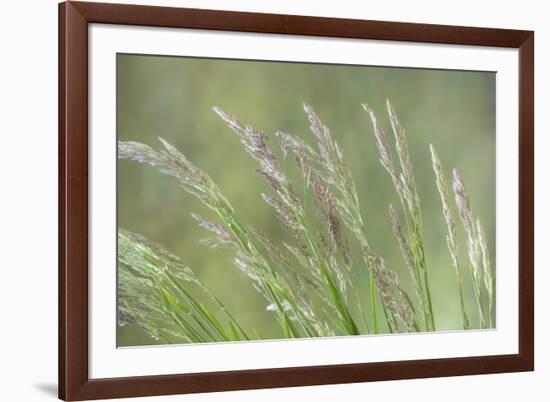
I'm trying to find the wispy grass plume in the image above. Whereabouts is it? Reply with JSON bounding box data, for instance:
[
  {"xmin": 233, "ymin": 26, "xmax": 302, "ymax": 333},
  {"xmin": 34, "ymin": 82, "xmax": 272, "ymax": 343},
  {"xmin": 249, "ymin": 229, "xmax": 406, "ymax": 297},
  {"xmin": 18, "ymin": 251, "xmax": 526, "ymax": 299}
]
[
  {"xmin": 429, "ymin": 145, "xmax": 470, "ymax": 330},
  {"xmin": 213, "ymin": 106, "xmax": 359, "ymax": 335},
  {"xmin": 275, "ymin": 107, "xmax": 390, "ymax": 334},
  {"xmin": 452, "ymin": 169, "xmax": 495, "ymax": 328},
  {"xmin": 363, "ymin": 100, "xmax": 436, "ymax": 332},
  {"xmin": 362, "ymin": 245, "xmax": 418, "ymax": 333}
]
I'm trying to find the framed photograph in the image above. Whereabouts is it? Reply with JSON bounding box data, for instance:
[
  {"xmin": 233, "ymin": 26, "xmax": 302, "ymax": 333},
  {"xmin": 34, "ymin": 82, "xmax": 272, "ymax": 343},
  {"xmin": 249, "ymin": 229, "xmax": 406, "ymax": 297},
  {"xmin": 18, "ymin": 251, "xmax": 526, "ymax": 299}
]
[{"xmin": 59, "ymin": 1, "xmax": 534, "ymax": 400}]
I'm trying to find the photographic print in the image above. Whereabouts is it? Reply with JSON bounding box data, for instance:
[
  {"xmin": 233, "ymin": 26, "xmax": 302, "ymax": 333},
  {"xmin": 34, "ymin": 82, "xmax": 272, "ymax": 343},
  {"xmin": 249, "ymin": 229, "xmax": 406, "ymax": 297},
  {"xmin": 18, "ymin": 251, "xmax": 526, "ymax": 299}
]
[
  {"xmin": 116, "ymin": 54, "xmax": 496, "ymax": 347},
  {"xmin": 59, "ymin": 4, "xmax": 533, "ymax": 399}
]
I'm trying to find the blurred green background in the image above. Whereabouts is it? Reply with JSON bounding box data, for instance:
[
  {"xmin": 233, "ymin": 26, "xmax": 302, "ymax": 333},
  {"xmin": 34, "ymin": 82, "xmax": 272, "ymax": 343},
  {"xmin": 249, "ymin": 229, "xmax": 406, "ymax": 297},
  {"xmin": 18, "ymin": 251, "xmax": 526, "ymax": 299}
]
[{"xmin": 117, "ymin": 53, "xmax": 496, "ymax": 346}]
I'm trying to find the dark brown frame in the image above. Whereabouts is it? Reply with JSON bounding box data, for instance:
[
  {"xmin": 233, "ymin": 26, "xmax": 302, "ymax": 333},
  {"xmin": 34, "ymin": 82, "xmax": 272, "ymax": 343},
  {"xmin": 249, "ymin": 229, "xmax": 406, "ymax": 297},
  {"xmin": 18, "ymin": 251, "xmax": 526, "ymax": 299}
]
[{"xmin": 59, "ymin": 1, "xmax": 534, "ymax": 400}]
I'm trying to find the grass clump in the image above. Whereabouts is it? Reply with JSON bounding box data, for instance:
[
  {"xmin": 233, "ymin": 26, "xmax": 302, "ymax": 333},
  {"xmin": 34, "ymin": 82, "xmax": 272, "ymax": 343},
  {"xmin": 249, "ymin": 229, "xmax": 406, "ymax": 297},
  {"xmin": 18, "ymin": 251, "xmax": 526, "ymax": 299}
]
[{"xmin": 118, "ymin": 99, "xmax": 495, "ymax": 343}]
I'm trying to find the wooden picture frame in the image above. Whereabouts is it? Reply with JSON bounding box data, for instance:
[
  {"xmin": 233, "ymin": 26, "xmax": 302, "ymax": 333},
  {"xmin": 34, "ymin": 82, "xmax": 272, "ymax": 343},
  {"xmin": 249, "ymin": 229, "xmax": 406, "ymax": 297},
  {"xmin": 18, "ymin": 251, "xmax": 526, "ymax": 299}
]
[{"xmin": 59, "ymin": 1, "xmax": 534, "ymax": 400}]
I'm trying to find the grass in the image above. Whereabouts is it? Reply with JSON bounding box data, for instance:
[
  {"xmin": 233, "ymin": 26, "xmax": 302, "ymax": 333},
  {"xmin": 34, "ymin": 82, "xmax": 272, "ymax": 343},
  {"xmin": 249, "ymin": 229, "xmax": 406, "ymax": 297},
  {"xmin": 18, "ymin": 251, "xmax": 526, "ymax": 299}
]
[{"xmin": 118, "ymin": 99, "xmax": 495, "ymax": 343}]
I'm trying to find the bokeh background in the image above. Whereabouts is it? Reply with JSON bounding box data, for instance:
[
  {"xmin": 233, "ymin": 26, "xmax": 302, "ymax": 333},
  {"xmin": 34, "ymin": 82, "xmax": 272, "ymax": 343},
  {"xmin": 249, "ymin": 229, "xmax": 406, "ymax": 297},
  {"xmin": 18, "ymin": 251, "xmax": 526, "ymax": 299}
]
[{"xmin": 117, "ymin": 53, "xmax": 496, "ymax": 347}]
